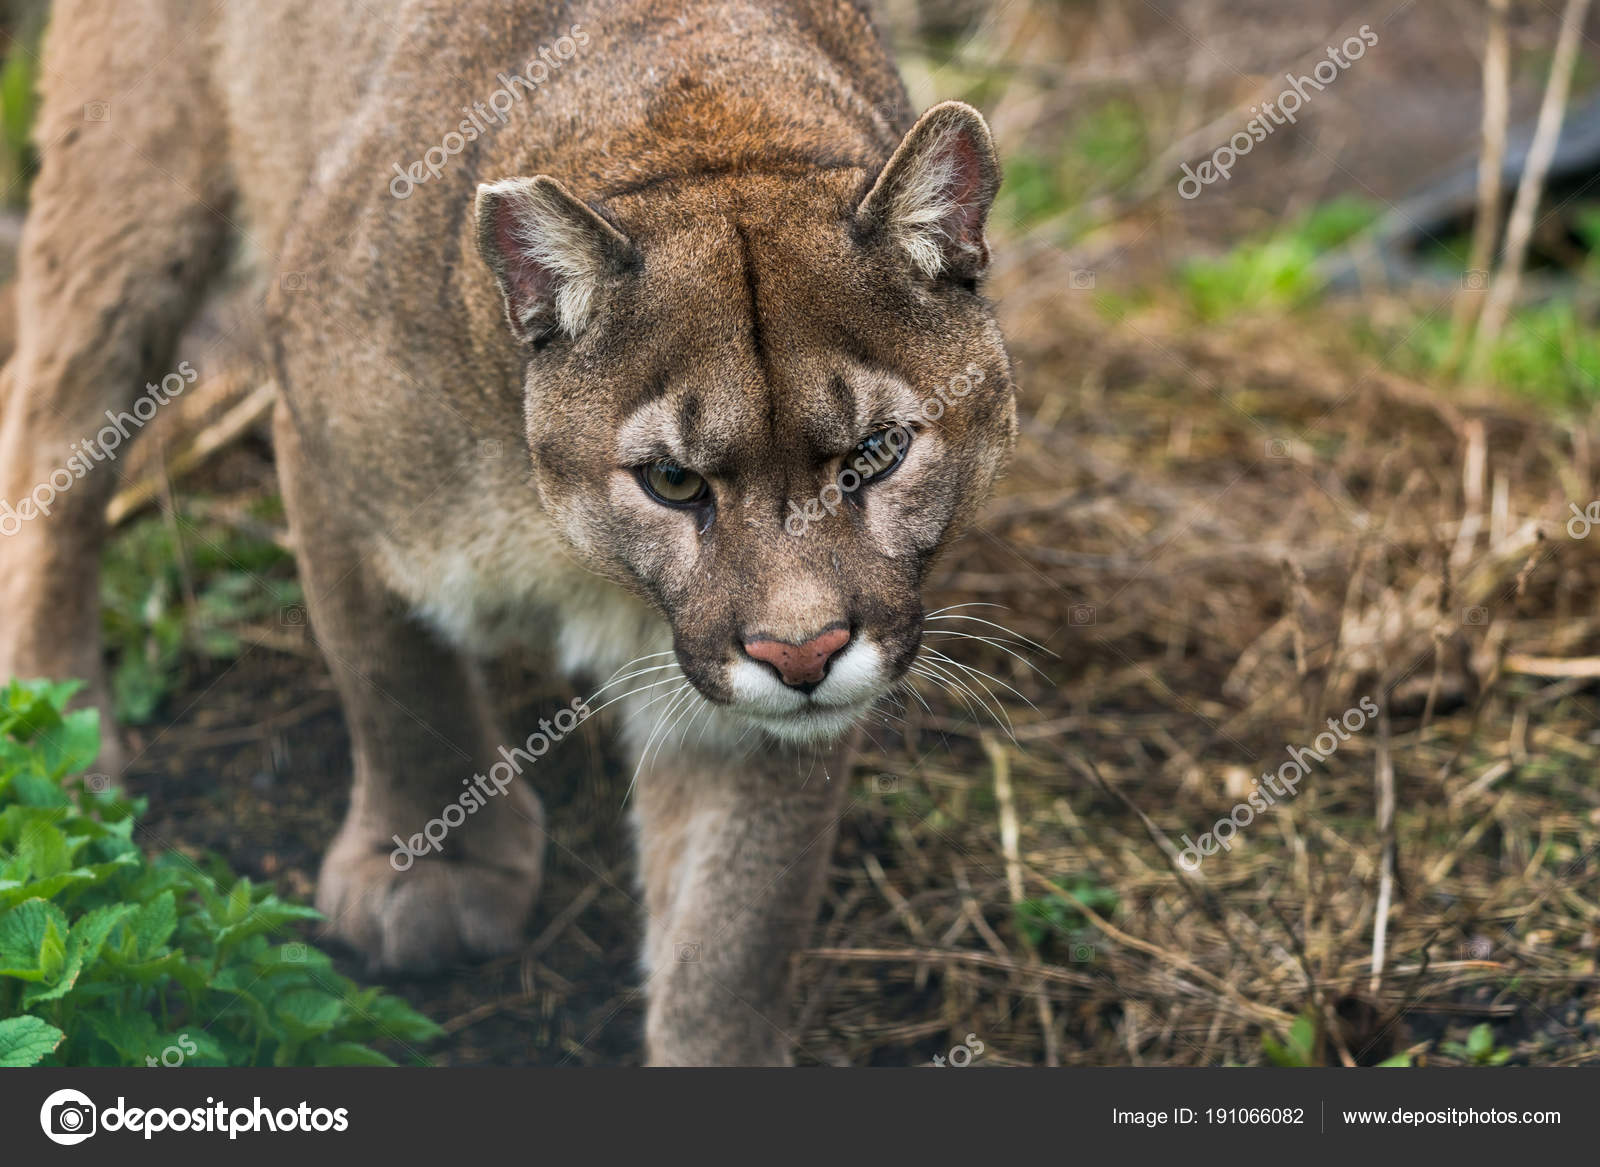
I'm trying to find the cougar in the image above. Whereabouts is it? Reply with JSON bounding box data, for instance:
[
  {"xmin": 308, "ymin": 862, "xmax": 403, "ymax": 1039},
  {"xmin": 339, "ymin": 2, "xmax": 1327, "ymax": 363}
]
[{"xmin": 0, "ymin": 0, "xmax": 1016, "ymax": 1065}]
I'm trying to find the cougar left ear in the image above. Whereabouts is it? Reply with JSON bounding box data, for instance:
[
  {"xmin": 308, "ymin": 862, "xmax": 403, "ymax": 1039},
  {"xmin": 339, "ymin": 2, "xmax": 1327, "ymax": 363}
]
[
  {"xmin": 855, "ymin": 101, "xmax": 1001, "ymax": 282},
  {"xmin": 475, "ymin": 176, "xmax": 634, "ymax": 343}
]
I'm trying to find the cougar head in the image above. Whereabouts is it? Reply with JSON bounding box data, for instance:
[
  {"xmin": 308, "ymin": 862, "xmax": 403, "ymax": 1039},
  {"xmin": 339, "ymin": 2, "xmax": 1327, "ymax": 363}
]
[{"xmin": 475, "ymin": 103, "xmax": 1016, "ymax": 744}]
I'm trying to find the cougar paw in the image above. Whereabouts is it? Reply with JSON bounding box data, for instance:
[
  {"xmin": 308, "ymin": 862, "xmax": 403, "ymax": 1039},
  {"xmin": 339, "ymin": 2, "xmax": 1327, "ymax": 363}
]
[{"xmin": 315, "ymin": 832, "xmax": 543, "ymax": 975}]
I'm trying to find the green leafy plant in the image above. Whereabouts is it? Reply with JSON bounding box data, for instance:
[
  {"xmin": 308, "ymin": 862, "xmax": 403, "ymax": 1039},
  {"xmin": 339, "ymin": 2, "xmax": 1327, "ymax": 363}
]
[
  {"xmin": 1013, "ymin": 881, "xmax": 1118, "ymax": 951},
  {"xmin": 1442, "ymin": 1023, "xmax": 1512, "ymax": 1066},
  {"xmin": 1261, "ymin": 1012, "xmax": 1319, "ymax": 1067},
  {"xmin": 1262, "ymin": 1010, "xmax": 1412, "ymax": 1067},
  {"xmin": 1401, "ymin": 298, "xmax": 1600, "ymax": 411},
  {"xmin": 0, "ymin": 678, "xmax": 439, "ymax": 1066},
  {"xmin": 0, "ymin": 7, "xmax": 42, "ymax": 208},
  {"xmin": 100, "ymin": 504, "xmax": 301, "ymax": 724},
  {"xmin": 1180, "ymin": 196, "xmax": 1380, "ymax": 321}
]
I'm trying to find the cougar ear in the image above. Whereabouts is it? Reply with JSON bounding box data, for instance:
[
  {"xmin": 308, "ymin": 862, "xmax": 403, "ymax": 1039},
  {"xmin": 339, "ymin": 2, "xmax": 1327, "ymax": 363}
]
[
  {"xmin": 855, "ymin": 101, "xmax": 1001, "ymax": 281},
  {"xmin": 474, "ymin": 176, "xmax": 633, "ymax": 343}
]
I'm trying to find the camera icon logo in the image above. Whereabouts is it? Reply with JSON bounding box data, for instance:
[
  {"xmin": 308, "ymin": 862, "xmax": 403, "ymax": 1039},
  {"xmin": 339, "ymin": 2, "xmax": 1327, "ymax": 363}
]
[
  {"xmin": 1069, "ymin": 269, "xmax": 1096, "ymax": 290},
  {"xmin": 1461, "ymin": 269, "xmax": 1489, "ymax": 291},
  {"xmin": 675, "ymin": 941, "xmax": 701, "ymax": 963},
  {"xmin": 871, "ymin": 773, "xmax": 898, "ymax": 794},
  {"xmin": 1069, "ymin": 941, "xmax": 1096, "ymax": 963},
  {"xmin": 280, "ymin": 271, "xmax": 309, "ymax": 292},
  {"xmin": 1069, "ymin": 604, "xmax": 1097, "ymax": 626},
  {"xmin": 1462, "ymin": 606, "xmax": 1489, "ymax": 627},
  {"xmin": 40, "ymin": 1088, "xmax": 97, "ymax": 1145},
  {"xmin": 82, "ymin": 102, "xmax": 110, "ymax": 123},
  {"xmin": 1265, "ymin": 438, "xmax": 1293, "ymax": 460},
  {"xmin": 478, "ymin": 439, "xmax": 504, "ymax": 460},
  {"xmin": 280, "ymin": 603, "xmax": 308, "ymax": 628}
]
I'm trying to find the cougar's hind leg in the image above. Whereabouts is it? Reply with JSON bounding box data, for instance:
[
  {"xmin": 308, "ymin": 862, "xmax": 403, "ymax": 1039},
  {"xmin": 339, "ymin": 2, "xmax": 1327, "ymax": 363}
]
[{"xmin": 0, "ymin": 0, "xmax": 232, "ymax": 761}]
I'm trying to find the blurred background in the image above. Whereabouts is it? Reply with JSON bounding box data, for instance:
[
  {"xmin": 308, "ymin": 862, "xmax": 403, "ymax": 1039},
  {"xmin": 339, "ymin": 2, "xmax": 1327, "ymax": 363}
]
[{"xmin": 3, "ymin": 0, "xmax": 1599, "ymax": 1067}]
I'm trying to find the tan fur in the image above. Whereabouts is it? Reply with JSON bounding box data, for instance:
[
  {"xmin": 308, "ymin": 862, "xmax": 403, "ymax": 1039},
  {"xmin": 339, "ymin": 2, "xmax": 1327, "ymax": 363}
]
[{"xmin": 0, "ymin": 0, "xmax": 1014, "ymax": 1064}]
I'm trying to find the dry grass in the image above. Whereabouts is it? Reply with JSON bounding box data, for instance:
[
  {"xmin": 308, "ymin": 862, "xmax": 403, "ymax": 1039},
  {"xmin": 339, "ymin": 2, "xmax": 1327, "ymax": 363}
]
[
  {"xmin": 789, "ymin": 246, "xmax": 1600, "ymax": 1064},
  {"xmin": 757, "ymin": 0, "xmax": 1600, "ymax": 1071}
]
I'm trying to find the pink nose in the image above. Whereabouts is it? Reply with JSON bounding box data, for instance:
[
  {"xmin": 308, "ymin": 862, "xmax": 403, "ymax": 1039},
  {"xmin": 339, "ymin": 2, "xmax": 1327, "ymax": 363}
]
[{"xmin": 742, "ymin": 626, "xmax": 852, "ymax": 688}]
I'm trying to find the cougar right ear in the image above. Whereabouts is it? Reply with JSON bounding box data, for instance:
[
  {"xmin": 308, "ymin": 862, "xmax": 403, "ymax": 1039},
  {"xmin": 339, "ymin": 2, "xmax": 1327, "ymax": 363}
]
[
  {"xmin": 855, "ymin": 102, "xmax": 1001, "ymax": 282},
  {"xmin": 474, "ymin": 176, "xmax": 634, "ymax": 343}
]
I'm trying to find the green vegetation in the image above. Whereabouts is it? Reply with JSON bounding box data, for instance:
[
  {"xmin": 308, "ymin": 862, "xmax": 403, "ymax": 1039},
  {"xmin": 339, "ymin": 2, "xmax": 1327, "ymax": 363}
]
[
  {"xmin": 0, "ymin": 10, "xmax": 40, "ymax": 208},
  {"xmin": 1013, "ymin": 881, "xmax": 1117, "ymax": 953},
  {"xmin": 998, "ymin": 100, "xmax": 1147, "ymax": 233},
  {"xmin": 1262, "ymin": 1012, "xmax": 1412, "ymax": 1068},
  {"xmin": 1178, "ymin": 196, "xmax": 1380, "ymax": 321},
  {"xmin": 0, "ymin": 679, "xmax": 439, "ymax": 1066},
  {"xmin": 101, "ymin": 504, "xmax": 301, "ymax": 724},
  {"xmin": 1442, "ymin": 1023, "xmax": 1513, "ymax": 1066}
]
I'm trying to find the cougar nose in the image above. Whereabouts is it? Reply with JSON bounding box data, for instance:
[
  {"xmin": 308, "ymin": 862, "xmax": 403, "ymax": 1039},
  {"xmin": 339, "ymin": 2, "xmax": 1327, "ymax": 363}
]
[{"xmin": 742, "ymin": 626, "xmax": 852, "ymax": 690}]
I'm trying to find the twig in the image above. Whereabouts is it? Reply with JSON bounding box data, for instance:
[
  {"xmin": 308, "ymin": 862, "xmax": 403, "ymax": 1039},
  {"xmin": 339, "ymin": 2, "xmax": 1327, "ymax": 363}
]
[
  {"xmin": 105, "ymin": 380, "xmax": 277, "ymax": 528},
  {"xmin": 1369, "ymin": 696, "xmax": 1397, "ymax": 997},
  {"xmin": 1468, "ymin": 0, "xmax": 1594, "ymax": 376},
  {"xmin": 1503, "ymin": 653, "xmax": 1600, "ymax": 679},
  {"xmin": 1447, "ymin": 0, "xmax": 1513, "ymax": 371},
  {"xmin": 984, "ymin": 734, "xmax": 1058, "ymax": 1065}
]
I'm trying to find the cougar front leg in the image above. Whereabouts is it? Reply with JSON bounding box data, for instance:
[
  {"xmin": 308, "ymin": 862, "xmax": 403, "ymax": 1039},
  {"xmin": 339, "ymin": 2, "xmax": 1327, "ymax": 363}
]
[
  {"xmin": 633, "ymin": 731, "xmax": 851, "ymax": 1065},
  {"xmin": 275, "ymin": 416, "xmax": 545, "ymax": 973}
]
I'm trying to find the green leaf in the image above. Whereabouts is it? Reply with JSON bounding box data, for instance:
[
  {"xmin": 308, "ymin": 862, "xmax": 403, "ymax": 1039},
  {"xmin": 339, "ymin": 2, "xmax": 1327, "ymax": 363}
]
[
  {"xmin": 1466, "ymin": 1023, "xmax": 1494, "ymax": 1060},
  {"xmin": 1263, "ymin": 1013, "xmax": 1318, "ymax": 1067},
  {"xmin": 0, "ymin": 1015, "xmax": 66, "ymax": 1067},
  {"xmin": 34, "ymin": 708, "xmax": 102, "ymax": 778},
  {"xmin": 130, "ymin": 890, "xmax": 177, "ymax": 958},
  {"xmin": 359, "ymin": 991, "xmax": 444, "ymax": 1043},
  {"xmin": 274, "ymin": 988, "xmax": 345, "ymax": 1039},
  {"xmin": 87, "ymin": 1010, "xmax": 164, "ymax": 1065},
  {"xmin": 0, "ymin": 898, "xmax": 70, "ymax": 981},
  {"xmin": 311, "ymin": 1041, "xmax": 395, "ymax": 1067},
  {"xmin": 13, "ymin": 816, "xmax": 73, "ymax": 878},
  {"xmin": 22, "ymin": 903, "xmax": 136, "ymax": 1006},
  {"xmin": 214, "ymin": 897, "xmax": 321, "ymax": 953}
]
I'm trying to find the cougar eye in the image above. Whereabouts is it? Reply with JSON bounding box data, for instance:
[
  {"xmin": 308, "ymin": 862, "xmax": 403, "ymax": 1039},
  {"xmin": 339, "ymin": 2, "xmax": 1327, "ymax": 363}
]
[
  {"xmin": 848, "ymin": 425, "xmax": 911, "ymax": 485},
  {"xmin": 639, "ymin": 459, "xmax": 710, "ymax": 507}
]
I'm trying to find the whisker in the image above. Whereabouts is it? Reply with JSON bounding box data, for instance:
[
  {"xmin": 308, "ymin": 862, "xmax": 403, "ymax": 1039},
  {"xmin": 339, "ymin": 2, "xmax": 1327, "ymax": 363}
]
[
  {"xmin": 915, "ymin": 656, "xmax": 1016, "ymax": 740},
  {"xmin": 921, "ymin": 646, "xmax": 1036, "ymax": 709},
  {"xmin": 586, "ymin": 672, "xmax": 687, "ymax": 718},
  {"xmin": 653, "ymin": 685, "xmax": 704, "ymax": 768},
  {"xmin": 922, "ymin": 629, "xmax": 1052, "ymax": 680},
  {"xmin": 623, "ymin": 683, "xmax": 694, "ymax": 808},
  {"xmin": 923, "ymin": 601, "xmax": 1012, "ymax": 617},
  {"xmin": 922, "ymin": 613, "xmax": 1053, "ymax": 655},
  {"xmin": 588, "ymin": 660, "xmax": 680, "ymax": 700}
]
